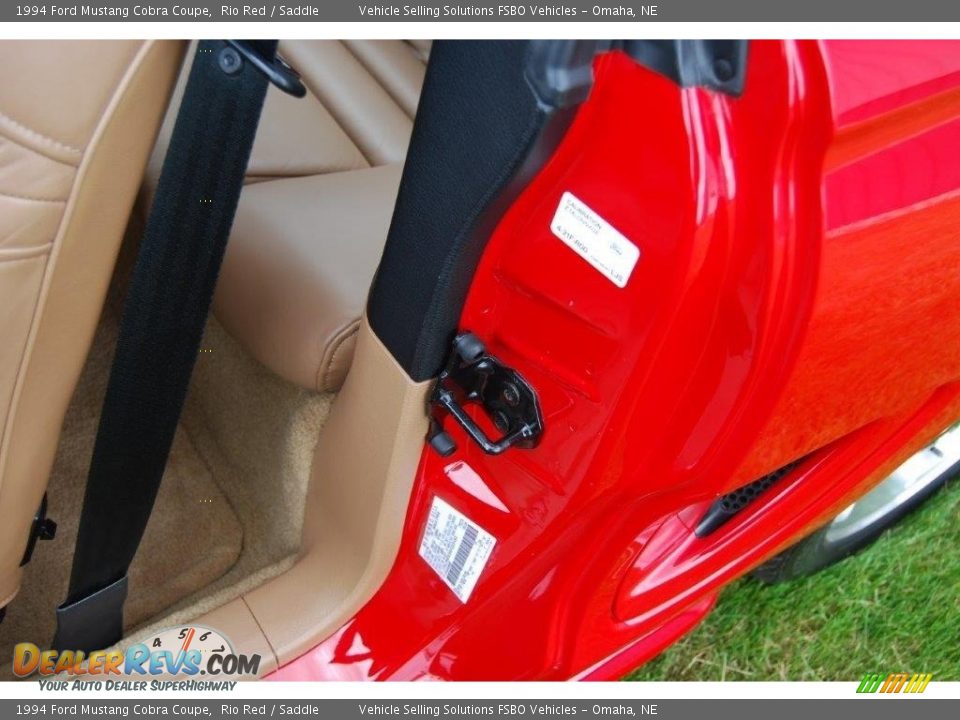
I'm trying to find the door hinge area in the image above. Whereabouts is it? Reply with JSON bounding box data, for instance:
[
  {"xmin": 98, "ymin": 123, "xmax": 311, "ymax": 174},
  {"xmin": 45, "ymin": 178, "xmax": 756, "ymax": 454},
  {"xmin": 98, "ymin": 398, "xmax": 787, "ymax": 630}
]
[{"xmin": 428, "ymin": 333, "xmax": 544, "ymax": 457}]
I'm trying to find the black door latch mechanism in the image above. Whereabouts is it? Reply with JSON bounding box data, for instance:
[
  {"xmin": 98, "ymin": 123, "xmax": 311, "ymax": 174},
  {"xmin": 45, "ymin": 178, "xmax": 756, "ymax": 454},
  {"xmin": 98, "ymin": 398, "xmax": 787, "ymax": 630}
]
[{"xmin": 428, "ymin": 333, "xmax": 545, "ymax": 457}]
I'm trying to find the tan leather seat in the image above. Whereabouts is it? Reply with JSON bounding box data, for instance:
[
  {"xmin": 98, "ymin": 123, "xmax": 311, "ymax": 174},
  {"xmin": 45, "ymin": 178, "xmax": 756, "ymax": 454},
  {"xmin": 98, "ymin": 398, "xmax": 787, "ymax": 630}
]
[
  {"xmin": 0, "ymin": 41, "xmax": 184, "ymax": 607},
  {"xmin": 145, "ymin": 41, "xmax": 429, "ymax": 391}
]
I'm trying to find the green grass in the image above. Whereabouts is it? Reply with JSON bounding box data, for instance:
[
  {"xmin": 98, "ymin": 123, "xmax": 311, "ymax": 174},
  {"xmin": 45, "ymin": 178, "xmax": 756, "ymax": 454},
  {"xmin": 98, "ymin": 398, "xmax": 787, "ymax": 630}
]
[{"xmin": 627, "ymin": 475, "xmax": 960, "ymax": 681}]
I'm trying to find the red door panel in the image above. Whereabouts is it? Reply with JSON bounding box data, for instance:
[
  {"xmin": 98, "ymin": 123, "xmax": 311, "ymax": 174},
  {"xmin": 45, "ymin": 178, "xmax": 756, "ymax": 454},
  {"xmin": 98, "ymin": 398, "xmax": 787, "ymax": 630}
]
[{"xmin": 268, "ymin": 40, "xmax": 960, "ymax": 681}]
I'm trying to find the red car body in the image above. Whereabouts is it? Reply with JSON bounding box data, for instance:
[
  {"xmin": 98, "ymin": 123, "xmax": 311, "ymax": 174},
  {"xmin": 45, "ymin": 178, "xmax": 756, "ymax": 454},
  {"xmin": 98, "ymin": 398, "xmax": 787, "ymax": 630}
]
[{"xmin": 268, "ymin": 39, "xmax": 960, "ymax": 681}]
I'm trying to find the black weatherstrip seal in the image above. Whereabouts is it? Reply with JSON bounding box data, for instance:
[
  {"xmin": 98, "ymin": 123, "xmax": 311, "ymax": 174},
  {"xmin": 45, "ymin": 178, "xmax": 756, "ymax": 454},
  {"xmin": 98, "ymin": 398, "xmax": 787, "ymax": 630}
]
[
  {"xmin": 368, "ymin": 40, "xmax": 555, "ymax": 382},
  {"xmin": 367, "ymin": 40, "xmax": 747, "ymax": 382}
]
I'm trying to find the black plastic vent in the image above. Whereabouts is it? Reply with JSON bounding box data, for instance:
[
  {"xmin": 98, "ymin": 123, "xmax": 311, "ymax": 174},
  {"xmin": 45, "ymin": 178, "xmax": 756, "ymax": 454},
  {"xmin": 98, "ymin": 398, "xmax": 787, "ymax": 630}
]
[{"xmin": 695, "ymin": 459, "xmax": 803, "ymax": 537}]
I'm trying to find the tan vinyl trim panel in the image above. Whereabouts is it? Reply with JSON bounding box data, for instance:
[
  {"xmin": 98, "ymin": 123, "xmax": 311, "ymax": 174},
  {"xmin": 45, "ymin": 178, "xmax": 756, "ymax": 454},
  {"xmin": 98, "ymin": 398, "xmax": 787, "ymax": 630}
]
[
  {"xmin": 0, "ymin": 41, "xmax": 186, "ymax": 606},
  {"xmin": 193, "ymin": 316, "xmax": 431, "ymax": 669}
]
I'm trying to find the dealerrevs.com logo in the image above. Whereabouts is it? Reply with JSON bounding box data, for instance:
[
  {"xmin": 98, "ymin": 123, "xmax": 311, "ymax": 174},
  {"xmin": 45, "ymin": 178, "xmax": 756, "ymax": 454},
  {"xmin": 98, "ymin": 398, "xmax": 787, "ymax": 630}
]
[
  {"xmin": 13, "ymin": 625, "xmax": 260, "ymax": 688},
  {"xmin": 857, "ymin": 672, "xmax": 934, "ymax": 694}
]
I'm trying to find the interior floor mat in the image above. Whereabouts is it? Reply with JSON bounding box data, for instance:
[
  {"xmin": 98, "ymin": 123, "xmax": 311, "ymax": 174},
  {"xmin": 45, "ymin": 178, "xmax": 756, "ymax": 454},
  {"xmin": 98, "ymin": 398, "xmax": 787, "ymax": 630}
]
[{"xmin": 0, "ymin": 315, "xmax": 243, "ymax": 664}]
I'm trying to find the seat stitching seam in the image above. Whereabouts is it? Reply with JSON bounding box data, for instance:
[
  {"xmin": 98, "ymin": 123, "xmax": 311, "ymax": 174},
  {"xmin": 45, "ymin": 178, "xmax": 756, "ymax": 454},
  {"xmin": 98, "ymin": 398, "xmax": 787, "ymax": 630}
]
[
  {"xmin": 321, "ymin": 321, "xmax": 360, "ymax": 390},
  {"xmin": 340, "ymin": 40, "xmax": 419, "ymax": 121},
  {"xmin": 0, "ymin": 39, "xmax": 154, "ymax": 511},
  {"xmin": 289, "ymin": 42, "xmax": 386, "ymax": 168},
  {"xmin": 0, "ymin": 129, "xmax": 80, "ymax": 168},
  {"xmin": 0, "ymin": 243, "xmax": 54, "ymax": 262},
  {"xmin": 0, "ymin": 191, "xmax": 67, "ymax": 203},
  {"xmin": 320, "ymin": 320, "xmax": 360, "ymax": 391},
  {"xmin": 0, "ymin": 110, "xmax": 84, "ymax": 156}
]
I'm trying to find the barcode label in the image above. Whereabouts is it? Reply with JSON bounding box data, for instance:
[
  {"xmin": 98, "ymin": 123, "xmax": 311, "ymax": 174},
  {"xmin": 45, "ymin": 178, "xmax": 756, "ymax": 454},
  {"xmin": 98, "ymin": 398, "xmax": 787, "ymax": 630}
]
[
  {"xmin": 446, "ymin": 525, "xmax": 478, "ymax": 584},
  {"xmin": 419, "ymin": 497, "xmax": 496, "ymax": 603}
]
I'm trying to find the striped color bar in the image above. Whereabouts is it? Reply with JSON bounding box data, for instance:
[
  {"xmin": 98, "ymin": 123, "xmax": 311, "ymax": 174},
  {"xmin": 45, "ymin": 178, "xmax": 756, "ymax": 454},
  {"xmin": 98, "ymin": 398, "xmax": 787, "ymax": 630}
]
[{"xmin": 858, "ymin": 672, "xmax": 933, "ymax": 693}]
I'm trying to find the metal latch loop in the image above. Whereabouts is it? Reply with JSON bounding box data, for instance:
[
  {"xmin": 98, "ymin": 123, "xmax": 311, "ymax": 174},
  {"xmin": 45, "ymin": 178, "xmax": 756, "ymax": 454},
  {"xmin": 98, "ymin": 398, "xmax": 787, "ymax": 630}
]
[{"xmin": 428, "ymin": 333, "xmax": 545, "ymax": 456}]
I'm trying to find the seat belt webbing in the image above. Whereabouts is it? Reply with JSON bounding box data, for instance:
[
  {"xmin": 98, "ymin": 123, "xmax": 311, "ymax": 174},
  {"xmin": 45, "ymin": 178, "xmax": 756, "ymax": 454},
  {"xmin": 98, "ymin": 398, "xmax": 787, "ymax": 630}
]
[{"xmin": 53, "ymin": 40, "xmax": 280, "ymax": 652}]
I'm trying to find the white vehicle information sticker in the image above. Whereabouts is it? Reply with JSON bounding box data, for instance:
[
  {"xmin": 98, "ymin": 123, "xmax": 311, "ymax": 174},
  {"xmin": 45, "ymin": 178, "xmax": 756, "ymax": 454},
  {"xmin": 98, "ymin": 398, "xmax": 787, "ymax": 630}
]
[
  {"xmin": 550, "ymin": 191, "xmax": 640, "ymax": 288},
  {"xmin": 419, "ymin": 496, "xmax": 496, "ymax": 603}
]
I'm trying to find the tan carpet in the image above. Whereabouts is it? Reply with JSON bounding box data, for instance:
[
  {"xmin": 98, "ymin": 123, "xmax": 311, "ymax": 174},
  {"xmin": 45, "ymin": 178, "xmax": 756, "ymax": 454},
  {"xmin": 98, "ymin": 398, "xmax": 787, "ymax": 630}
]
[
  {"xmin": 123, "ymin": 315, "xmax": 333, "ymax": 635},
  {"xmin": 0, "ymin": 316, "xmax": 243, "ymax": 656},
  {"xmin": 179, "ymin": 317, "xmax": 331, "ymax": 584},
  {"xmin": 0, "ymin": 303, "xmax": 330, "ymax": 670}
]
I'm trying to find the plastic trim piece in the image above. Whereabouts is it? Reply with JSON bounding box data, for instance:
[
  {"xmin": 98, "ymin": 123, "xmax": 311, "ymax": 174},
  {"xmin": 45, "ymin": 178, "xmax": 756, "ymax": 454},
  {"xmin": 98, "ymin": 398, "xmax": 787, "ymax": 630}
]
[
  {"xmin": 52, "ymin": 575, "xmax": 128, "ymax": 652},
  {"xmin": 525, "ymin": 40, "xmax": 749, "ymax": 108}
]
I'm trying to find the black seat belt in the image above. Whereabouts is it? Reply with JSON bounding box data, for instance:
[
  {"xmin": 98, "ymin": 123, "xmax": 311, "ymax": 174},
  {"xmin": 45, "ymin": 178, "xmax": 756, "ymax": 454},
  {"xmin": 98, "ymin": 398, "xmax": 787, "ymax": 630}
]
[{"xmin": 53, "ymin": 40, "xmax": 304, "ymax": 652}]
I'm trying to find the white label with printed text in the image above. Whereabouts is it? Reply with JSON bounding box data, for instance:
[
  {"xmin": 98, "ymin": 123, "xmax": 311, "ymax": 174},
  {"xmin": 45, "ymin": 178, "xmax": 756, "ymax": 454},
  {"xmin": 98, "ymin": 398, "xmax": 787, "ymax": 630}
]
[
  {"xmin": 419, "ymin": 497, "xmax": 496, "ymax": 603},
  {"xmin": 551, "ymin": 191, "xmax": 639, "ymax": 288}
]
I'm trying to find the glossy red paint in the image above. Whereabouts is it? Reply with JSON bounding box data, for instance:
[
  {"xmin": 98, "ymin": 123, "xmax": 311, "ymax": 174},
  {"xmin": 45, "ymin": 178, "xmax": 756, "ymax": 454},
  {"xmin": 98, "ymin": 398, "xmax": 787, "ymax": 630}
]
[{"xmin": 268, "ymin": 40, "xmax": 960, "ymax": 681}]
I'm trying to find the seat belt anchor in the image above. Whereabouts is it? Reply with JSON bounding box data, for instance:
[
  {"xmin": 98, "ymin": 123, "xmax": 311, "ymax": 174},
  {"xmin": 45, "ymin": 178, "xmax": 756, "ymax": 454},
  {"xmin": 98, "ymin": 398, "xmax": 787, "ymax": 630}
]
[
  {"xmin": 223, "ymin": 41, "xmax": 306, "ymax": 98},
  {"xmin": 52, "ymin": 575, "xmax": 128, "ymax": 652},
  {"xmin": 20, "ymin": 493, "xmax": 57, "ymax": 567}
]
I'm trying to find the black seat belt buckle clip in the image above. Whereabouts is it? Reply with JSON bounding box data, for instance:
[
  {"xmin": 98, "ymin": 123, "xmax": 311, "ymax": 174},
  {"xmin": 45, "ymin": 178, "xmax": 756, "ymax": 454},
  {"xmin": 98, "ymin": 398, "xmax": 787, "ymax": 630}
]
[{"xmin": 222, "ymin": 40, "xmax": 306, "ymax": 98}]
